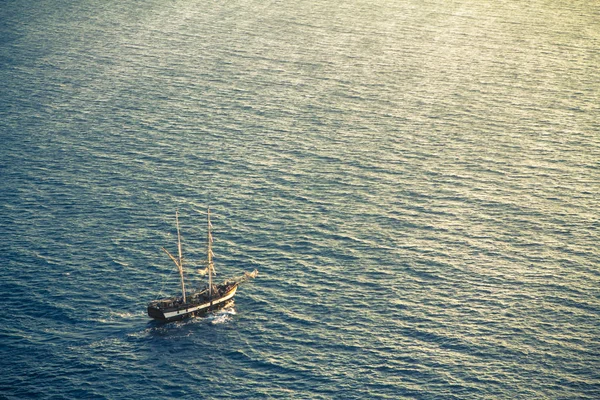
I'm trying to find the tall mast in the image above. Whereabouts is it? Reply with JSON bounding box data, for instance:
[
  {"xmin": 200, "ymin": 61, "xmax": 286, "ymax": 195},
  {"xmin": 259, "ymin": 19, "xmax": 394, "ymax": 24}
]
[
  {"xmin": 176, "ymin": 210, "xmax": 186, "ymax": 303},
  {"xmin": 207, "ymin": 207, "xmax": 213, "ymax": 299}
]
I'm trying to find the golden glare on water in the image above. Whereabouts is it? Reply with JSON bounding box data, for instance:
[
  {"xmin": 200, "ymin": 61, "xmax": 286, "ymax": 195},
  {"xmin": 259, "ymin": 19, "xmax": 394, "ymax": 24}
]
[{"xmin": 0, "ymin": 0, "xmax": 598, "ymax": 398}]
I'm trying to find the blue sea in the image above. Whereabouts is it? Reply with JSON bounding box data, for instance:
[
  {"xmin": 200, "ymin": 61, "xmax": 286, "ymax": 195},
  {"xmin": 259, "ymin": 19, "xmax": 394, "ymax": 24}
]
[{"xmin": 1, "ymin": 0, "xmax": 599, "ymax": 398}]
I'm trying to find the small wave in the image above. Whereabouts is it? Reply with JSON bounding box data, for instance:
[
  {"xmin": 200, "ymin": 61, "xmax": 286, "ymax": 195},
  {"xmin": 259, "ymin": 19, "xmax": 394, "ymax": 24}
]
[
  {"xmin": 112, "ymin": 259, "xmax": 130, "ymax": 267},
  {"xmin": 109, "ymin": 311, "xmax": 138, "ymax": 319}
]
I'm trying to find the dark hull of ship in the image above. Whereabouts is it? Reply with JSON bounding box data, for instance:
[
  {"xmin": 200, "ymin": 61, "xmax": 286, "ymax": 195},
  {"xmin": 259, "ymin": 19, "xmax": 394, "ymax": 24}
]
[{"xmin": 148, "ymin": 285, "xmax": 238, "ymax": 322}]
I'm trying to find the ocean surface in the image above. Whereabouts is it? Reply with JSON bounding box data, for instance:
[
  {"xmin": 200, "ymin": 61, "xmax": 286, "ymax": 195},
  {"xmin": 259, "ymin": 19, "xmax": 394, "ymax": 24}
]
[{"xmin": 1, "ymin": 0, "xmax": 599, "ymax": 398}]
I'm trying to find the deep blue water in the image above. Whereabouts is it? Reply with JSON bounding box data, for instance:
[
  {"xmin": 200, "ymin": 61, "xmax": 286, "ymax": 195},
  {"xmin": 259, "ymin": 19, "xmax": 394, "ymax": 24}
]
[{"xmin": 1, "ymin": 0, "xmax": 599, "ymax": 398}]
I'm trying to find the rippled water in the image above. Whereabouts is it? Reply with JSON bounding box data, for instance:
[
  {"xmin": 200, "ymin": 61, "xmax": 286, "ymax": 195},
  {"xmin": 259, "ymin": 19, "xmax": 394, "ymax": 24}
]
[{"xmin": 1, "ymin": 0, "xmax": 599, "ymax": 398}]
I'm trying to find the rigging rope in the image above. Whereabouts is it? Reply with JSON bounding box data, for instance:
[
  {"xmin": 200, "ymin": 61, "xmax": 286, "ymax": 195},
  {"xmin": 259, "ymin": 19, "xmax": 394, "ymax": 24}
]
[{"xmin": 155, "ymin": 264, "xmax": 178, "ymax": 300}]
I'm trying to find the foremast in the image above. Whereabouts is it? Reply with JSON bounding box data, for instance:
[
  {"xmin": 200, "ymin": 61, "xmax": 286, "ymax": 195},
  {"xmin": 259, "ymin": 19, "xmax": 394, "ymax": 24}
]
[{"xmin": 162, "ymin": 209, "xmax": 187, "ymax": 303}]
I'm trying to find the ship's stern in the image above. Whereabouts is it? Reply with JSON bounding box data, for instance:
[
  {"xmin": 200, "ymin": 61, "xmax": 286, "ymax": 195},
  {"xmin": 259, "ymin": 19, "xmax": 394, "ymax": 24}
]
[{"xmin": 147, "ymin": 303, "xmax": 166, "ymax": 321}]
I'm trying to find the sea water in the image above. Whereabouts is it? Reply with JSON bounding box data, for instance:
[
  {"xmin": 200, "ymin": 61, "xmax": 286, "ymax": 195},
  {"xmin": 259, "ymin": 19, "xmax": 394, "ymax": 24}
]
[{"xmin": 1, "ymin": 0, "xmax": 599, "ymax": 398}]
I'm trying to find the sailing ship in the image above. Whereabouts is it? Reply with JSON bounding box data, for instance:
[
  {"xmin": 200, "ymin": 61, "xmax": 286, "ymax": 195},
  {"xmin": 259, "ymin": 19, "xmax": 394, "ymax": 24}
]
[{"xmin": 147, "ymin": 208, "xmax": 258, "ymax": 322}]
